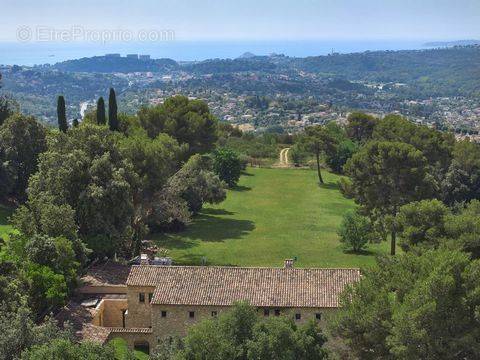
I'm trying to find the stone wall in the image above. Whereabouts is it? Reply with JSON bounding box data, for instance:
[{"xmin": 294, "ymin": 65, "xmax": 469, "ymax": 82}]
[
  {"xmin": 125, "ymin": 285, "xmax": 156, "ymax": 328},
  {"xmin": 92, "ymin": 299, "xmax": 128, "ymax": 328},
  {"xmin": 150, "ymin": 304, "xmax": 334, "ymax": 341}
]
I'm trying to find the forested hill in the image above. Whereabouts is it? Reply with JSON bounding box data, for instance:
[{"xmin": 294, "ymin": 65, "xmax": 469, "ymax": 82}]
[
  {"xmin": 53, "ymin": 56, "xmax": 179, "ymax": 73},
  {"xmin": 294, "ymin": 46, "xmax": 480, "ymax": 84},
  {"xmin": 48, "ymin": 47, "xmax": 480, "ymax": 98},
  {"xmin": 185, "ymin": 46, "xmax": 480, "ymax": 97}
]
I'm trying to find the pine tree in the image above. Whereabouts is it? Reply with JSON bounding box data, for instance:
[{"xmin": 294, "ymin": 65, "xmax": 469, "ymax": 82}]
[
  {"xmin": 57, "ymin": 95, "xmax": 68, "ymax": 133},
  {"xmin": 96, "ymin": 97, "xmax": 106, "ymax": 125},
  {"xmin": 108, "ymin": 88, "xmax": 118, "ymax": 131},
  {"xmin": 72, "ymin": 118, "xmax": 79, "ymax": 127}
]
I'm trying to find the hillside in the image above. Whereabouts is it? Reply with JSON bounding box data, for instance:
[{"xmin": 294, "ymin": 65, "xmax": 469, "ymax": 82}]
[{"xmin": 153, "ymin": 167, "xmax": 390, "ymax": 268}]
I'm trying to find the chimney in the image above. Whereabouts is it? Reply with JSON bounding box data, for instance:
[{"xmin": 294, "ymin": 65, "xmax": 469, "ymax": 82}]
[
  {"xmin": 140, "ymin": 253, "xmax": 149, "ymax": 265},
  {"xmin": 284, "ymin": 259, "xmax": 294, "ymax": 268}
]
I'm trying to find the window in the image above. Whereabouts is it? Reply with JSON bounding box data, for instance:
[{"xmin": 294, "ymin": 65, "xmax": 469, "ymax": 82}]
[
  {"xmin": 148, "ymin": 293, "xmax": 153, "ymax": 303},
  {"xmin": 189, "ymin": 311, "xmax": 195, "ymax": 319},
  {"xmin": 161, "ymin": 311, "xmax": 167, "ymax": 318},
  {"xmin": 295, "ymin": 313, "xmax": 301, "ymax": 320},
  {"xmin": 263, "ymin": 309, "xmax": 269, "ymax": 316},
  {"xmin": 274, "ymin": 309, "xmax": 281, "ymax": 316},
  {"xmin": 211, "ymin": 311, "xmax": 217, "ymax": 317},
  {"xmin": 315, "ymin": 313, "xmax": 322, "ymax": 320},
  {"xmin": 139, "ymin": 293, "xmax": 145, "ymax": 303}
]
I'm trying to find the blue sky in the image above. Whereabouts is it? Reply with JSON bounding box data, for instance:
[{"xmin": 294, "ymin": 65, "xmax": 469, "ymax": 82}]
[{"xmin": 1, "ymin": 0, "xmax": 479, "ymax": 41}]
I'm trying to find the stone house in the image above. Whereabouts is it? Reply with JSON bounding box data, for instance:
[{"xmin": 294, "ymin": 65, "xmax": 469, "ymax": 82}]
[{"xmin": 92, "ymin": 260, "xmax": 361, "ymax": 354}]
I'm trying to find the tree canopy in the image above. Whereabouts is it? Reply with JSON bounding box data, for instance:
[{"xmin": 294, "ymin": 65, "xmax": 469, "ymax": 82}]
[
  {"xmin": 345, "ymin": 141, "xmax": 432, "ymax": 255},
  {"xmin": 0, "ymin": 114, "xmax": 47, "ymax": 201},
  {"xmin": 138, "ymin": 95, "xmax": 218, "ymax": 155},
  {"xmin": 331, "ymin": 249, "xmax": 480, "ymax": 360}
]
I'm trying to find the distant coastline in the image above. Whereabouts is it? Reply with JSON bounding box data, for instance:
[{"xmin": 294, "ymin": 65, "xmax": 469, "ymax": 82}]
[
  {"xmin": 0, "ymin": 39, "xmax": 430, "ymax": 66},
  {"xmin": 424, "ymin": 39, "xmax": 480, "ymax": 47}
]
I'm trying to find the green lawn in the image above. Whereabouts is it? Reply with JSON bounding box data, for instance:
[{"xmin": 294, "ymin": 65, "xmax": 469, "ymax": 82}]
[
  {"xmin": 153, "ymin": 167, "xmax": 390, "ymax": 268},
  {"xmin": 110, "ymin": 338, "xmax": 149, "ymax": 360}
]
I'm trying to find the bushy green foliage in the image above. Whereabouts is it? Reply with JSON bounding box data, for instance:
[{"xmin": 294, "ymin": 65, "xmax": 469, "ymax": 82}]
[
  {"xmin": 444, "ymin": 200, "xmax": 480, "ymax": 259},
  {"xmin": 442, "ymin": 140, "xmax": 480, "ymax": 205},
  {"xmin": 13, "ymin": 124, "xmax": 137, "ymax": 257},
  {"xmin": 373, "ymin": 114, "xmax": 454, "ymax": 172},
  {"xmin": 345, "ymin": 141, "xmax": 433, "ymax": 255},
  {"xmin": 0, "ymin": 306, "xmax": 73, "ymax": 360},
  {"xmin": 396, "ymin": 198, "xmax": 480, "ymax": 259},
  {"xmin": 212, "ymin": 148, "xmax": 242, "ymax": 187},
  {"xmin": 0, "ymin": 114, "xmax": 47, "ymax": 200},
  {"xmin": 21, "ymin": 338, "xmax": 116, "ymax": 360},
  {"xmin": 331, "ymin": 249, "xmax": 480, "ymax": 359},
  {"xmin": 146, "ymin": 154, "xmax": 226, "ymax": 232},
  {"xmin": 346, "ymin": 112, "xmax": 378, "ymax": 143},
  {"xmin": 0, "ymin": 94, "xmax": 19, "ymax": 126},
  {"xmin": 338, "ymin": 210, "xmax": 372, "ymax": 252},
  {"xmin": 119, "ymin": 129, "xmax": 185, "ymax": 198},
  {"xmin": 138, "ymin": 95, "xmax": 218, "ymax": 155},
  {"xmin": 397, "ymin": 199, "xmax": 449, "ymax": 251},
  {"xmin": 221, "ymin": 135, "xmax": 278, "ymax": 161},
  {"xmin": 154, "ymin": 302, "xmax": 327, "ymax": 360}
]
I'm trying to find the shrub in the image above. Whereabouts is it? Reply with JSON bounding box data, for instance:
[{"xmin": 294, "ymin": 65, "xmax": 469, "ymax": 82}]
[
  {"xmin": 213, "ymin": 148, "xmax": 242, "ymax": 187},
  {"xmin": 337, "ymin": 210, "xmax": 372, "ymax": 252}
]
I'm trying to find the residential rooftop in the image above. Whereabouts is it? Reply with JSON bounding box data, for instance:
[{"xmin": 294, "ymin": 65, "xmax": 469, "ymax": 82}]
[{"xmin": 127, "ymin": 265, "xmax": 360, "ymax": 308}]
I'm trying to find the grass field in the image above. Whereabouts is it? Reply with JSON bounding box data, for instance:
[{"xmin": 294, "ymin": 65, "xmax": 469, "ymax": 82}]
[
  {"xmin": 153, "ymin": 167, "xmax": 390, "ymax": 268},
  {"xmin": 110, "ymin": 338, "xmax": 149, "ymax": 360}
]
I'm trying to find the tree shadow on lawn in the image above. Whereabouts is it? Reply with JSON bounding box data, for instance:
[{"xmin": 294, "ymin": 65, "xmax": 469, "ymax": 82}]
[
  {"xmin": 157, "ymin": 211, "xmax": 255, "ymax": 249},
  {"xmin": 174, "ymin": 253, "xmax": 240, "ymax": 266},
  {"xmin": 342, "ymin": 248, "xmax": 378, "ymax": 256},
  {"xmin": 231, "ymin": 185, "xmax": 252, "ymax": 192},
  {"xmin": 201, "ymin": 208, "xmax": 235, "ymax": 216},
  {"xmin": 319, "ymin": 181, "xmax": 339, "ymax": 190}
]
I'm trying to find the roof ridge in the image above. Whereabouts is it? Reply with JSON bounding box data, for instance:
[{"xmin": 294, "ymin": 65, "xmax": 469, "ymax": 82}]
[{"xmin": 130, "ymin": 265, "xmax": 361, "ymax": 271}]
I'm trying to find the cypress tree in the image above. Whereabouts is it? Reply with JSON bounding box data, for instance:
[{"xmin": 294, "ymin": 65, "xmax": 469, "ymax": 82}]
[
  {"xmin": 108, "ymin": 88, "xmax": 118, "ymax": 131},
  {"xmin": 72, "ymin": 118, "xmax": 79, "ymax": 127},
  {"xmin": 57, "ymin": 95, "xmax": 68, "ymax": 133},
  {"xmin": 96, "ymin": 97, "xmax": 106, "ymax": 125}
]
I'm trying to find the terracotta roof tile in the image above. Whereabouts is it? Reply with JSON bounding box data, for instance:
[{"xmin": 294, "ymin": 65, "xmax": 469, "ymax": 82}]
[
  {"xmin": 127, "ymin": 266, "xmax": 360, "ymax": 308},
  {"xmin": 109, "ymin": 327, "xmax": 153, "ymax": 334}
]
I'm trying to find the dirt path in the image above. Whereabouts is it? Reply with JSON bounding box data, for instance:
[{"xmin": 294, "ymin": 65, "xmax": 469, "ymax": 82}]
[{"xmin": 277, "ymin": 147, "xmax": 291, "ymax": 167}]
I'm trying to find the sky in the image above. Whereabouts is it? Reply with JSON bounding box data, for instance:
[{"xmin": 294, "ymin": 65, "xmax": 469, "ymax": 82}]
[{"xmin": 1, "ymin": 0, "xmax": 479, "ymax": 41}]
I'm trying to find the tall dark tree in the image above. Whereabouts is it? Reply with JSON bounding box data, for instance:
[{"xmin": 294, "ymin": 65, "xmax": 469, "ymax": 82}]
[
  {"xmin": 304, "ymin": 125, "xmax": 337, "ymax": 184},
  {"xmin": 108, "ymin": 88, "xmax": 118, "ymax": 131},
  {"xmin": 346, "ymin": 112, "xmax": 378, "ymax": 143},
  {"xmin": 56, "ymin": 95, "xmax": 68, "ymax": 133},
  {"xmin": 345, "ymin": 141, "xmax": 432, "ymax": 255},
  {"xmin": 96, "ymin": 97, "xmax": 106, "ymax": 125}
]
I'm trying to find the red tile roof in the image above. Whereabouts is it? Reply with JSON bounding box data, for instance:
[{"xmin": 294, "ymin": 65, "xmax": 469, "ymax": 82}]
[{"xmin": 127, "ymin": 266, "xmax": 360, "ymax": 308}]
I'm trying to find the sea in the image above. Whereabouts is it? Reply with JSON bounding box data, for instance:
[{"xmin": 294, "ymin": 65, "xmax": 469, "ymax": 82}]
[{"xmin": 0, "ymin": 39, "xmax": 432, "ymax": 66}]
